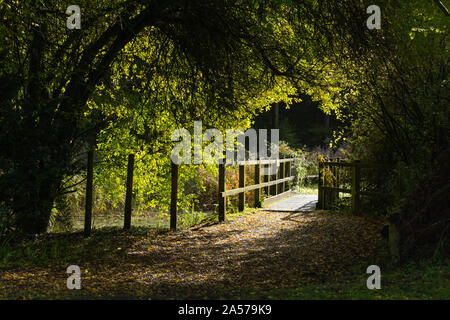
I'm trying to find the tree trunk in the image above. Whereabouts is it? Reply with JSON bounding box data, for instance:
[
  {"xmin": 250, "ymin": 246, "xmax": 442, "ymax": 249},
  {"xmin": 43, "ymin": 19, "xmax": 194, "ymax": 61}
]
[
  {"xmin": 13, "ymin": 170, "xmax": 60, "ymax": 234},
  {"xmin": 272, "ymin": 102, "xmax": 279, "ymax": 129},
  {"xmin": 10, "ymin": 130, "xmax": 69, "ymax": 235}
]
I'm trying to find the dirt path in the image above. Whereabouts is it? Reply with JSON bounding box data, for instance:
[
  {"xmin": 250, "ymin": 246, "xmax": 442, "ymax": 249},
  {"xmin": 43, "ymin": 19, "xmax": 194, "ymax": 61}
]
[{"xmin": 0, "ymin": 210, "xmax": 384, "ymax": 299}]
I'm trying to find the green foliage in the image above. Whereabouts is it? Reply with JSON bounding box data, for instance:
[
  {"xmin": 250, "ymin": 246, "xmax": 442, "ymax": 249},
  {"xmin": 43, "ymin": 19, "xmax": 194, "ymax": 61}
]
[
  {"xmin": 178, "ymin": 205, "xmax": 209, "ymax": 230},
  {"xmin": 280, "ymin": 141, "xmax": 338, "ymax": 189},
  {"xmin": 0, "ymin": 227, "xmax": 152, "ymax": 268},
  {"xmin": 49, "ymin": 195, "xmax": 74, "ymax": 233},
  {"xmin": 1, "ymin": 0, "xmax": 304, "ymax": 235}
]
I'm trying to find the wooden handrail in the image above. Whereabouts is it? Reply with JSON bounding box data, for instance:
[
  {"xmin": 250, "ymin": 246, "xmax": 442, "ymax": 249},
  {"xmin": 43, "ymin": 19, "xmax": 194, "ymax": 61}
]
[
  {"xmin": 225, "ymin": 157, "xmax": 299, "ymax": 166},
  {"xmin": 318, "ymin": 159, "xmax": 394, "ymax": 214},
  {"xmin": 222, "ymin": 176, "xmax": 295, "ymax": 197},
  {"xmin": 218, "ymin": 157, "xmax": 299, "ymax": 220}
]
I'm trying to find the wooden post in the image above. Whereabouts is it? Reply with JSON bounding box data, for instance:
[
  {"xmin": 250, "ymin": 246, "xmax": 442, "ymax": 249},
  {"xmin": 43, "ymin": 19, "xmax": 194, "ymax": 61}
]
[
  {"xmin": 218, "ymin": 160, "xmax": 226, "ymax": 222},
  {"xmin": 123, "ymin": 153, "xmax": 135, "ymax": 231},
  {"xmin": 84, "ymin": 150, "xmax": 94, "ymax": 238},
  {"xmin": 274, "ymin": 161, "xmax": 278, "ymax": 195},
  {"xmin": 330, "ymin": 160, "xmax": 334, "ymax": 205},
  {"xmin": 327, "ymin": 161, "xmax": 332, "ymax": 208},
  {"xmin": 332, "ymin": 158, "xmax": 337, "ymax": 205},
  {"xmin": 325, "ymin": 158, "xmax": 331, "ymax": 209},
  {"xmin": 317, "ymin": 160, "xmax": 323, "ymax": 209},
  {"xmin": 254, "ymin": 161, "xmax": 261, "ymax": 208},
  {"xmin": 284, "ymin": 160, "xmax": 290, "ymax": 191},
  {"xmin": 238, "ymin": 164, "xmax": 245, "ymax": 212},
  {"xmin": 170, "ymin": 162, "xmax": 178, "ymax": 231},
  {"xmin": 263, "ymin": 164, "xmax": 269, "ymax": 197},
  {"xmin": 352, "ymin": 160, "xmax": 361, "ymax": 214},
  {"xmin": 279, "ymin": 161, "xmax": 285, "ymax": 193},
  {"xmin": 270, "ymin": 161, "xmax": 277, "ymax": 196},
  {"xmin": 336, "ymin": 158, "xmax": 341, "ymax": 204}
]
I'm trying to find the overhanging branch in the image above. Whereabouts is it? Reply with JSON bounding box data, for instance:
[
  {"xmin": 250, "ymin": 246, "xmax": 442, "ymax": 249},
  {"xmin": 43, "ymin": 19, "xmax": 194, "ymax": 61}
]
[{"xmin": 433, "ymin": 0, "xmax": 449, "ymax": 16}]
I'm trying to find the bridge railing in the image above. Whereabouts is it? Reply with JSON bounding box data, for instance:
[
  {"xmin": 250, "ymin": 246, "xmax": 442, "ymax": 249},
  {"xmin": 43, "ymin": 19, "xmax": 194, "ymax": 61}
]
[
  {"xmin": 218, "ymin": 158, "xmax": 300, "ymax": 222},
  {"xmin": 317, "ymin": 158, "xmax": 393, "ymax": 214},
  {"xmin": 81, "ymin": 151, "xmax": 301, "ymax": 235}
]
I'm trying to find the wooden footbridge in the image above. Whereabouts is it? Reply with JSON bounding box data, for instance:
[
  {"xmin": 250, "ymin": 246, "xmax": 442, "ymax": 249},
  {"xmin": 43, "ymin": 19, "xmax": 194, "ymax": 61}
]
[{"xmin": 82, "ymin": 152, "xmax": 383, "ymax": 236}]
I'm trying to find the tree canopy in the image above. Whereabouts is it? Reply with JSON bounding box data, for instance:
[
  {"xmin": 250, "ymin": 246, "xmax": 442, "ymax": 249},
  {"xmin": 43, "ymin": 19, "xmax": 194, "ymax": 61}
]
[{"xmin": 0, "ymin": 0, "xmax": 367, "ymax": 234}]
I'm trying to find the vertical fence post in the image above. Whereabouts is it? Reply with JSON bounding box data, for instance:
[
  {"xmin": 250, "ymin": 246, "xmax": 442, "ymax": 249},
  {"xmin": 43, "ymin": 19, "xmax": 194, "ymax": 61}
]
[
  {"xmin": 317, "ymin": 159, "xmax": 323, "ymax": 209},
  {"xmin": 218, "ymin": 159, "xmax": 226, "ymax": 222},
  {"xmin": 170, "ymin": 162, "xmax": 178, "ymax": 231},
  {"xmin": 84, "ymin": 150, "xmax": 94, "ymax": 238},
  {"xmin": 275, "ymin": 161, "xmax": 278, "ymax": 196},
  {"xmin": 325, "ymin": 158, "xmax": 331, "ymax": 209},
  {"xmin": 336, "ymin": 158, "xmax": 341, "ymax": 204},
  {"xmin": 289, "ymin": 159, "xmax": 293, "ymax": 188},
  {"xmin": 330, "ymin": 159, "xmax": 334, "ymax": 205},
  {"xmin": 327, "ymin": 159, "xmax": 332, "ymax": 208},
  {"xmin": 124, "ymin": 153, "xmax": 135, "ymax": 231},
  {"xmin": 238, "ymin": 164, "xmax": 245, "ymax": 212},
  {"xmin": 270, "ymin": 160, "xmax": 277, "ymax": 196},
  {"xmin": 352, "ymin": 160, "xmax": 361, "ymax": 214},
  {"xmin": 332, "ymin": 158, "xmax": 338, "ymax": 205},
  {"xmin": 254, "ymin": 160, "xmax": 261, "ymax": 208},
  {"xmin": 275, "ymin": 160, "xmax": 279, "ymax": 195},
  {"xmin": 279, "ymin": 160, "xmax": 285, "ymax": 193},
  {"xmin": 284, "ymin": 160, "xmax": 290, "ymax": 191},
  {"xmin": 263, "ymin": 163, "xmax": 269, "ymax": 197}
]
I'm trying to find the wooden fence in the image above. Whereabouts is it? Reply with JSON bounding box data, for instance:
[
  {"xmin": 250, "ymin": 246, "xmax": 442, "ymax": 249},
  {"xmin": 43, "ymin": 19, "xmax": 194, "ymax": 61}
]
[
  {"xmin": 82, "ymin": 151, "xmax": 299, "ymax": 236},
  {"xmin": 83, "ymin": 151, "xmax": 135, "ymax": 237},
  {"xmin": 317, "ymin": 159, "xmax": 392, "ymax": 214},
  {"xmin": 217, "ymin": 158, "xmax": 299, "ymax": 222},
  {"xmin": 82, "ymin": 152, "xmax": 395, "ymax": 236}
]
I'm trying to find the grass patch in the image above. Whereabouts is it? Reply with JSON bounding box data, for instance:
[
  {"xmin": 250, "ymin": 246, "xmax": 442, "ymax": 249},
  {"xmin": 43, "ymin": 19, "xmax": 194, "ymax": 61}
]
[
  {"xmin": 239, "ymin": 259, "xmax": 450, "ymax": 300},
  {"xmin": 0, "ymin": 226, "xmax": 158, "ymax": 269},
  {"xmin": 294, "ymin": 183, "xmax": 318, "ymax": 195},
  {"xmin": 48, "ymin": 211, "xmax": 170, "ymax": 233}
]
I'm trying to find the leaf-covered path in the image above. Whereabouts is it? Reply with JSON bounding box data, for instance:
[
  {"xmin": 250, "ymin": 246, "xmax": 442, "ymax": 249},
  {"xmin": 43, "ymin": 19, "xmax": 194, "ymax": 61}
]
[{"xmin": 0, "ymin": 210, "xmax": 384, "ymax": 299}]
